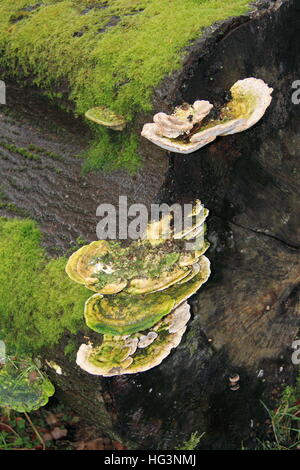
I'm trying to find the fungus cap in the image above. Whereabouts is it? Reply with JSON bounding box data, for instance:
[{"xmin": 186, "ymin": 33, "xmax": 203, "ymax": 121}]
[
  {"xmin": 143, "ymin": 213, "xmax": 173, "ymax": 246},
  {"xmin": 83, "ymin": 256, "xmax": 210, "ymax": 336},
  {"xmin": 85, "ymin": 106, "xmax": 126, "ymax": 131},
  {"xmin": 77, "ymin": 302, "xmax": 191, "ymax": 376},
  {"xmin": 125, "ymin": 264, "xmax": 191, "ymax": 295},
  {"xmin": 141, "ymin": 78, "xmax": 273, "ymax": 154},
  {"xmin": 66, "ymin": 237, "xmax": 203, "ymax": 296},
  {"xmin": 65, "ymin": 240, "xmax": 127, "ymax": 294},
  {"xmin": 190, "ymin": 78, "xmax": 273, "ymax": 142}
]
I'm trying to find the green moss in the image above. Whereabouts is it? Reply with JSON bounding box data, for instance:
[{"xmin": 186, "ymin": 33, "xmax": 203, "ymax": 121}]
[
  {"xmin": 0, "ymin": 202, "xmax": 29, "ymax": 217},
  {"xmin": 175, "ymin": 431, "xmax": 204, "ymax": 450},
  {"xmin": 64, "ymin": 341, "xmax": 77, "ymax": 358},
  {"xmin": 27, "ymin": 144, "xmax": 64, "ymax": 161},
  {"xmin": 0, "ymin": 186, "xmax": 29, "ymax": 216},
  {"xmin": 0, "ymin": 0, "xmax": 251, "ymax": 171},
  {"xmin": 82, "ymin": 129, "xmax": 140, "ymax": 173},
  {"xmin": 0, "ymin": 140, "xmax": 64, "ymax": 162},
  {"xmin": 0, "ymin": 217, "xmax": 91, "ymax": 356},
  {"xmin": 0, "ymin": 140, "xmax": 41, "ymax": 161}
]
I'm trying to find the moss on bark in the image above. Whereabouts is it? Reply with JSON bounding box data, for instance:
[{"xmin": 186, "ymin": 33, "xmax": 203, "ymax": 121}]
[
  {"xmin": 0, "ymin": 217, "xmax": 91, "ymax": 355},
  {"xmin": 0, "ymin": 0, "xmax": 251, "ymax": 171}
]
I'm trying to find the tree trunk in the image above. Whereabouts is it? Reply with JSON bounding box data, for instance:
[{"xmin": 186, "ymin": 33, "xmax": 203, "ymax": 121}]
[{"xmin": 0, "ymin": 0, "xmax": 299, "ymax": 450}]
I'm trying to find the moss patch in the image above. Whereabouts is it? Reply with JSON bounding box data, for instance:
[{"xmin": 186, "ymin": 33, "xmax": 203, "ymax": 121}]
[
  {"xmin": 0, "ymin": 0, "xmax": 251, "ymax": 171},
  {"xmin": 0, "ymin": 217, "xmax": 91, "ymax": 356},
  {"xmin": 0, "ymin": 186, "xmax": 30, "ymax": 217}
]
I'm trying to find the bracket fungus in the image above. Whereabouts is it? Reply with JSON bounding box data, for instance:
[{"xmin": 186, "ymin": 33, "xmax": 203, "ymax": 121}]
[
  {"xmin": 153, "ymin": 101, "xmax": 213, "ymax": 138},
  {"xmin": 65, "ymin": 201, "xmax": 209, "ymax": 296},
  {"xmin": 0, "ymin": 359, "xmax": 55, "ymax": 413},
  {"xmin": 85, "ymin": 106, "xmax": 126, "ymax": 131},
  {"xmin": 141, "ymin": 78, "xmax": 273, "ymax": 154},
  {"xmin": 66, "ymin": 200, "xmax": 211, "ymax": 376},
  {"xmin": 76, "ymin": 302, "xmax": 191, "ymax": 376}
]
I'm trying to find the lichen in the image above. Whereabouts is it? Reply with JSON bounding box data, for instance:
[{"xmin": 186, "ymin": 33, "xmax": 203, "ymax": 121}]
[{"xmin": 0, "ymin": 0, "xmax": 252, "ymax": 171}]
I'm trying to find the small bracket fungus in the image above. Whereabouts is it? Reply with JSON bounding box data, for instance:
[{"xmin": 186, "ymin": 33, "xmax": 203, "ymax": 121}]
[
  {"xmin": 0, "ymin": 358, "xmax": 55, "ymax": 413},
  {"xmin": 143, "ymin": 199, "xmax": 209, "ymax": 247},
  {"xmin": 85, "ymin": 106, "xmax": 126, "ymax": 131},
  {"xmin": 138, "ymin": 332, "xmax": 158, "ymax": 349},
  {"xmin": 66, "ymin": 200, "xmax": 211, "ymax": 376},
  {"xmin": 141, "ymin": 78, "xmax": 273, "ymax": 154}
]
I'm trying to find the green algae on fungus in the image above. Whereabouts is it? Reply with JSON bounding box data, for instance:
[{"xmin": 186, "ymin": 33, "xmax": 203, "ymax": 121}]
[
  {"xmin": 164, "ymin": 256, "xmax": 210, "ymax": 305},
  {"xmin": 142, "ymin": 78, "xmax": 273, "ymax": 154},
  {"xmin": 84, "ymin": 291, "xmax": 175, "ymax": 336},
  {"xmin": 125, "ymin": 264, "xmax": 191, "ymax": 295},
  {"xmin": 84, "ymin": 259, "xmax": 210, "ymax": 336},
  {"xmin": 0, "ymin": 218, "xmax": 91, "ymax": 355},
  {"xmin": 77, "ymin": 301, "xmax": 191, "ymax": 376},
  {"xmin": 65, "ymin": 236, "xmax": 203, "ymax": 295},
  {"xmin": 0, "ymin": 0, "xmax": 252, "ymax": 171},
  {"xmin": 0, "ymin": 358, "xmax": 55, "ymax": 412},
  {"xmin": 85, "ymin": 106, "xmax": 126, "ymax": 131}
]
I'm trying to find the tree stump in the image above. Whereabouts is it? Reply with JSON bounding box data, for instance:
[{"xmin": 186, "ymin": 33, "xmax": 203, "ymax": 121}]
[{"xmin": 0, "ymin": 0, "xmax": 299, "ymax": 449}]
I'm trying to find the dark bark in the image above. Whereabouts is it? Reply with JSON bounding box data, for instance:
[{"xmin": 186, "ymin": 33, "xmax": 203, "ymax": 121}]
[
  {"xmin": 0, "ymin": 87, "xmax": 168, "ymax": 255},
  {"xmin": 0, "ymin": 0, "xmax": 299, "ymax": 450}
]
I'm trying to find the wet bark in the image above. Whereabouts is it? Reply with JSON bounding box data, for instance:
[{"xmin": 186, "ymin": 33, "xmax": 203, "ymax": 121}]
[
  {"xmin": 0, "ymin": 86, "xmax": 168, "ymax": 255},
  {"xmin": 0, "ymin": 0, "xmax": 299, "ymax": 450}
]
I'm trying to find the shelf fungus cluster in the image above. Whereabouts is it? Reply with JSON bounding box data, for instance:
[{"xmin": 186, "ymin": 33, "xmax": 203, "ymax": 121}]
[
  {"xmin": 66, "ymin": 200, "xmax": 211, "ymax": 376},
  {"xmin": 141, "ymin": 78, "xmax": 273, "ymax": 154}
]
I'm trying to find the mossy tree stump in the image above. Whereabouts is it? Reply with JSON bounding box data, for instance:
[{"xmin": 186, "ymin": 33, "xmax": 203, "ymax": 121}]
[{"xmin": 0, "ymin": 0, "xmax": 299, "ymax": 449}]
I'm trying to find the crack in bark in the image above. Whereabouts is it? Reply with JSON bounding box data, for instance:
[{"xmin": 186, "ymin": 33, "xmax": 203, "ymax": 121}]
[{"xmin": 216, "ymin": 215, "xmax": 300, "ymax": 251}]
